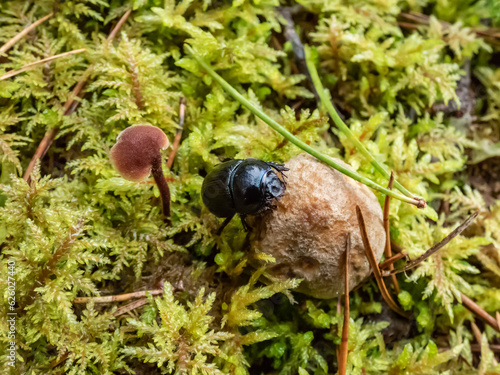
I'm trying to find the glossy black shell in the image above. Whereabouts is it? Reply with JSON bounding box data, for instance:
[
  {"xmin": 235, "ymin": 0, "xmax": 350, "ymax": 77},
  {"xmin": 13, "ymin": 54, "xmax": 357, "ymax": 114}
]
[{"xmin": 201, "ymin": 159, "xmax": 287, "ymax": 218}]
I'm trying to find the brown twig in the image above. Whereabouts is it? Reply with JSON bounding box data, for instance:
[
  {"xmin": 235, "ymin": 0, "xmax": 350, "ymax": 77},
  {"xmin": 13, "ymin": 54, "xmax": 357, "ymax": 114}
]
[
  {"xmin": 50, "ymin": 351, "xmax": 69, "ymax": 369},
  {"xmin": 471, "ymin": 321, "xmax": 483, "ymax": 344},
  {"xmin": 22, "ymin": 219, "xmax": 85, "ymax": 309},
  {"xmin": 398, "ymin": 11, "xmax": 500, "ymax": 46},
  {"xmin": 338, "ymin": 234, "xmax": 350, "ymax": 375},
  {"xmin": 383, "ymin": 211, "xmax": 479, "ymax": 276},
  {"xmin": 356, "ymin": 206, "xmax": 408, "ymax": 318},
  {"xmin": 379, "ymin": 252, "xmax": 408, "ymax": 270},
  {"xmin": 22, "ymin": 10, "xmax": 132, "ymax": 182},
  {"xmin": 0, "ymin": 13, "xmax": 53, "ymax": 55},
  {"xmin": 461, "ymin": 293, "xmax": 500, "ymax": 333},
  {"xmin": 166, "ymin": 97, "xmax": 186, "ymax": 170},
  {"xmin": 0, "ymin": 49, "xmax": 86, "ymax": 81},
  {"xmin": 383, "ymin": 172, "xmax": 400, "ymax": 294},
  {"xmin": 439, "ymin": 344, "xmax": 500, "ymax": 353},
  {"xmin": 113, "ymin": 298, "xmax": 150, "ymax": 317},
  {"xmin": 73, "ymin": 289, "xmax": 163, "ymax": 304},
  {"xmin": 107, "ymin": 10, "xmax": 132, "ymax": 41}
]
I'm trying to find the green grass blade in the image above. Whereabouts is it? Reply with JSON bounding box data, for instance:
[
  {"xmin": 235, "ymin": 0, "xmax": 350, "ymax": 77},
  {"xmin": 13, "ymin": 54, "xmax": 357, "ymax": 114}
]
[
  {"xmin": 186, "ymin": 45, "xmax": 424, "ymax": 208},
  {"xmin": 304, "ymin": 45, "xmax": 418, "ymax": 200}
]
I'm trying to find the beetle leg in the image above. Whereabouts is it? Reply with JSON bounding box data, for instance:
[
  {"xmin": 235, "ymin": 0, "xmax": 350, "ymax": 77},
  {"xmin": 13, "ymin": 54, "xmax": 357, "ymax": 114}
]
[
  {"xmin": 240, "ymin": 215, "xmax": 252, "ymax": 232},
  {"xmin": 217, "ymin": 214, "xmax": 235, "ymax": 235},
  {"xmin": 266, "ymin": 161, "xmax": 289, "ymax": 176}
]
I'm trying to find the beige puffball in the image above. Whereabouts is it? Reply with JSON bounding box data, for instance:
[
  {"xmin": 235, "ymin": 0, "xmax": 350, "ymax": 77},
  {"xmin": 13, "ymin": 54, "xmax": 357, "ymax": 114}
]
[{"xmin": 250, "ymin": 153, "xmax": 385, "ymax": 299}]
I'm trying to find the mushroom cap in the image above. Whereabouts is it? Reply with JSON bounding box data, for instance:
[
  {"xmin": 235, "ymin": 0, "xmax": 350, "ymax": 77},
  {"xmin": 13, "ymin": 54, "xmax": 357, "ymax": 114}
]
[
  {"xmin": 249, "ymin": 153, "xmax": 385, "ymax": 299},
  {"xmin": 110, "ymin": 125, "xmax": 169, "ymax": 181}
]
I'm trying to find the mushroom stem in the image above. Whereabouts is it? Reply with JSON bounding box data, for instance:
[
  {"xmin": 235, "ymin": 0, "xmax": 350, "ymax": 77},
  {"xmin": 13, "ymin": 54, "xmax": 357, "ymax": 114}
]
[{"xmin": 151, "ymin": 155, "xmax": 171, "ymax": 222}]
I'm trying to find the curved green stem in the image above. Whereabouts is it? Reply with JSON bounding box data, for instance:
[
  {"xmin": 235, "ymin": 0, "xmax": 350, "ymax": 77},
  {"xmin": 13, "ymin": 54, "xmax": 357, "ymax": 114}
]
[
  {"xmin": 304, "ymin": 46, "xmax": 419, "ymax": 200},
  {"xmin": 186, "ymin": 45, "xmax": 424, "ymax": 208}
]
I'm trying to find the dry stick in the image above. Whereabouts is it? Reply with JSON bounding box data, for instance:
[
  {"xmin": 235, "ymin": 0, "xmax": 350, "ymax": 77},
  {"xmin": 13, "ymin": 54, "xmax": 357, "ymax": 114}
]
[
  {"xmin": 383, "ymin": 211, "xmax": 480, "ymax": 276},
  {"xmin": 471, "ymin": 321, "xmax": 483, "ymax": 345},
  {"xmin": 73, "ymin": 289, "xmax": 163, "ymax": 304},
  {"xmin": 472, "ymin": 344, "xmax": 500, "ymax": 353},
  {"xmin": 107, "ymin": 10, "xmax": 132, "ymax": 41},
  {"xmin": 338, "ymin": 234, "xmax": 351, "ymax": 375},
  {"xmin": 399, "ymin": 12, "xmax": 500, "ymax": 46},
  {"xmin": 23, "ymin": 75, "xmax": 89, "ymax": 182},
  {"xmin": 0, "ymin": 48, "xmax": 86, "ymax": 80},
  {"xmin": 356, "ymin": 206, "xmax": 408, "ymax": 318},
  {"xmin": 496, "ymin": 312, "xmax": 500, "ymax": 330},
  {"xmin": 113, "ymin": 298, "xmax": 149, "ymax": 317},
  {"xmin": 439, "ymin": 344, "xmax": 500, "ymax": 353},
  {"xmin": 383, "ymin": 172, "xmax": 400, "ymax": 294},
  {"xmin": 166, "ymin": 97, "xmax": 186, "ymax": 170},
  {"xmin": 379, "ymin": 252, "xmax": 408, "ymax": 270},
  {"xmin": 461, "ymin": 293, "xmax": 500, "ymax": 333},
  {"xmin": 50, "ymin": 352, "xmax": 69, "ymax": 369},
  {"xmin": 0, "ymin": 13, "xmax": 53, "ymax": 55},
  {"xmin": 22, "ymin": 10, "xmax": 132, "ymax": 182}
]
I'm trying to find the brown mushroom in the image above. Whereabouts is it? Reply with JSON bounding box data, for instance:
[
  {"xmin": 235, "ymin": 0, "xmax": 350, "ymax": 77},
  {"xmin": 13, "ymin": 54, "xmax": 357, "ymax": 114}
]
[
  {"xmin": 110, "ymin": 124, "xmax": 171, "ymax": 222},
  {"xmin": 249, "ymin": 153, "xmax": 385, "ymax": 299}
]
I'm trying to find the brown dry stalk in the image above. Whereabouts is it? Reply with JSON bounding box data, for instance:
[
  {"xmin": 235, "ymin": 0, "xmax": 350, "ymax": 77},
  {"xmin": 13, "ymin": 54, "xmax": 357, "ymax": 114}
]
[
  {"xmin": 473, "ymin": 344, "xmax": 500, "ymax": 352},
  {"xmin": 356, "ymin": 206, "xmax": 408, "ymax": 318},
  {"xmin": 0, "ymin": 13, "xmax": 53, "ymax": 55},
  {"xmin": 399, "ymin": 11, "xmax": 500, "ymax": 46},
  {"xmin": 383, "ymin": 172, "xmax": 401, "ymax": 294},
  {"xmin": 379, "ymin": 252, "xmax": 408, "ymax": 270},
  {"xmin": 0, "ymin": 48, "xmax": 86, "ymax": 81},
  {"xmin": 22, "ymin": 219, "xmax": 85, "ymax": 308},
  {"xmin": 50, "ymin": 351, "xmax": 69, "ymax": 369},
  {"xmin": 471, "ymin": 321, "xmax": 482, "ymax": 344},
  {"xmin": 23, "ymin": 10, "xmax": 132, "ymax": 182},
  {"xmin": 74, "ymin": 289, "xmax": 163, "ymax": 304},
  {"xmin": 107, "ymin": 10, "xmax": 132, "ymax": 41},
  {"xmin": 461, "ymin": 293, "xmax": 500, "ymax": 333},
  {"xmin": 338, "ymin": 234, "xmax": 351, "ymax": 375},
  {"xmin": 383, "ymin": 211, "xmax": 479, "ymax": 276},
  {"xmin": 167, "ymin": 97, "xmax": 187, "ymax": 170},
  {"xmin": 113, "ymin": 298, "xmax": 149, "ymax": 317}
]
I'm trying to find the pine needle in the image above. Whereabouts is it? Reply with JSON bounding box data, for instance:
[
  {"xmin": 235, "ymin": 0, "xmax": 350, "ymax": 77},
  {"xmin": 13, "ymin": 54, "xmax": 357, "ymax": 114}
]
[
  {"xmin": 0, "ymin": 49, "xmax": 86, "ymax": 81},
  {"xmin": 356, "ymin": 206, "xmax": 408, "ymax": 318},
  {"xmin": 338, "ymin": 234, "xmax": 351, "ymax": 375},
  {"xmin": 0, "ymin": 13, "xmax": 53, "ymax": 55}
]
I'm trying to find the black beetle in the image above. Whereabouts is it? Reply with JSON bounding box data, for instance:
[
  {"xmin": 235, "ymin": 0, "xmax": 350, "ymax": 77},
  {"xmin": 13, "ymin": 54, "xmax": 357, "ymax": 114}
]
[{"xmin": 201, "ymin": 159, "xmax": 288, "ymax": 233}]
